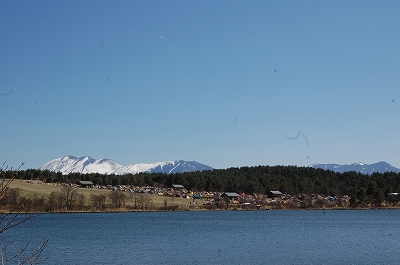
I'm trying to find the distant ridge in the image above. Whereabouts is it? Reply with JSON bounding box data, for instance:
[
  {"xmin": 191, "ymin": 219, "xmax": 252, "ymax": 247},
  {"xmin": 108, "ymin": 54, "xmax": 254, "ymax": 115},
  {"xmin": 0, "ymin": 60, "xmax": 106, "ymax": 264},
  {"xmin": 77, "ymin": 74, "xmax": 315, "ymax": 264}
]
[
  {"xmin": 40, "ymin": 156, "xmax": 214, "ymax": 175},
  {"xmin": 40, "ymin": 157, "xmax": 399, "ymax": 175},
  {"xmin": 309, "ymin": 161, "xmax": 400, "ymax": 174}
]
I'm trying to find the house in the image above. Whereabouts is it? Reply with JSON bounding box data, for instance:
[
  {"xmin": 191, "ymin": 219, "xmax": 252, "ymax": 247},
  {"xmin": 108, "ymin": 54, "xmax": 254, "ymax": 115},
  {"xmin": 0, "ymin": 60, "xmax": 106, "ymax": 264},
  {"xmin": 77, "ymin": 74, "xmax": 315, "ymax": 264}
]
[
  {"xmin": 172, "ymin": 184, "xmax": 185, "ymax": 197},
  {"xmin": 221, "ymin": 192, "xmax": 240, "ymax": 200},
  {"xmin": 269, "ymin": 190, "xmax": 283, "ymax": 197},
  {"xmin": 78, "ymin": 181, "xmax": 94, "ymax": 188},
  {"xmin": 172, "ymin": 184, "xmax": 184, "ymax": 189}
]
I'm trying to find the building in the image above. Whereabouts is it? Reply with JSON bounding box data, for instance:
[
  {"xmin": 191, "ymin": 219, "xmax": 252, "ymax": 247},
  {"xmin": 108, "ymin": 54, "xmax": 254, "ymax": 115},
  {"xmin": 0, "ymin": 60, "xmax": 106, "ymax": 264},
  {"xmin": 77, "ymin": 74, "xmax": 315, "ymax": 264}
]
[
  {"xmin": 269, "ymin": 190, "xmax": 283, "ymax": 197},
  {"xmin": 221, "ymin": 192, "xmax": 240, "ymax": 200},
  {"xmin": 172, "ymin": 184, "xmax": 184, "ymax": 189},
  {"xmin": 78, "ymin": 181, "xmax": 94, "ymax": 188}
]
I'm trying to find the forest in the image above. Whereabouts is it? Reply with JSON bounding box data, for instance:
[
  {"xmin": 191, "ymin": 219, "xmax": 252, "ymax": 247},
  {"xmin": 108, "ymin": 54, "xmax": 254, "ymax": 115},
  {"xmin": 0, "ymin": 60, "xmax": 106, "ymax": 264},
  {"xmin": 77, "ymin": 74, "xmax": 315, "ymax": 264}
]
[{"xmin": 9, "ymin": 165, "xmax": 400, "ymax": 206}]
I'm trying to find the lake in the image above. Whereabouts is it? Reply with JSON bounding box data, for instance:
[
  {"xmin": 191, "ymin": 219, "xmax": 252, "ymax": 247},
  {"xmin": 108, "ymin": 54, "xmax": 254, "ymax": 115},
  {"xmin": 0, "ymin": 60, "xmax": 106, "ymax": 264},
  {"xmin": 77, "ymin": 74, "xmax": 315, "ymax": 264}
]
[{"xmin": 4, "ymin": 210, "xmax": 400, "ymax": 264}]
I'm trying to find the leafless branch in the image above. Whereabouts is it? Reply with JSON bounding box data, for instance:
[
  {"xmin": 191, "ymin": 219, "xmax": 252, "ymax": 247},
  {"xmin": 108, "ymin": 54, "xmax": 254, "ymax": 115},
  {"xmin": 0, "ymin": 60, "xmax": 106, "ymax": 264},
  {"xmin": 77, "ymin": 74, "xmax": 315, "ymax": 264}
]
[{"xmin": 0, "ymin": 162, "xmax": 47, "ymax": 264}]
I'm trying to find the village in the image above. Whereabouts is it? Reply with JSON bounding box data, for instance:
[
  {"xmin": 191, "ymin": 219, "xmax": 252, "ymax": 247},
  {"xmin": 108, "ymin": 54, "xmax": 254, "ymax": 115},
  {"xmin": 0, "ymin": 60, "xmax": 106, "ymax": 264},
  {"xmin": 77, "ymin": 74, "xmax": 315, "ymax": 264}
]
[
  {"xmin": 74, "ymin": 180, "xmax": 352, "ymax": 210},
  {"xmin": 5, "ymin": 176, "xmax": 400, "ymax": 213}
]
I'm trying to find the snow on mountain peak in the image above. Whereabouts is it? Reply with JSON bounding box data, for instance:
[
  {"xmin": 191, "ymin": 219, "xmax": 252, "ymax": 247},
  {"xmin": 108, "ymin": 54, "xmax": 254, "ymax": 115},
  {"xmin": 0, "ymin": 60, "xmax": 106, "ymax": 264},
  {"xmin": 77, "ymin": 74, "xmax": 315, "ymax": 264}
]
[
  {"xmin": 309, "ymin": 161, "xmax": 399, "ymax": 174},
  {"xmin": 40, "ymin": 156, "xmax": 213, "ymax": 175}
]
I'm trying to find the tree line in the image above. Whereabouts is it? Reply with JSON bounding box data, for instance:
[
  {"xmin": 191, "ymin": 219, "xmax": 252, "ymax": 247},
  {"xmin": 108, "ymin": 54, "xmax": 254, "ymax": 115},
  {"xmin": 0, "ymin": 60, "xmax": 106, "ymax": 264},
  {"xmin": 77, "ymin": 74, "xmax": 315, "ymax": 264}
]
[{"xmin": 12, "ymin": 166, "xmax": 400, "ymax": 206}]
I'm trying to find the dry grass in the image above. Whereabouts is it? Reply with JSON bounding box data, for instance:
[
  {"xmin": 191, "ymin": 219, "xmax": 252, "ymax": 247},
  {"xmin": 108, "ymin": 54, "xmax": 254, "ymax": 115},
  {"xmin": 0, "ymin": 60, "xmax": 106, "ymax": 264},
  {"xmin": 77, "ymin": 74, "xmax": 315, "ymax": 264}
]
[
  {"xmin": 10, "ymin": 180, "xmax": 64, "ymax": 196},
  {"xmin": 9, "ymin": 180, "xmax": 198, "ymax": 210}
]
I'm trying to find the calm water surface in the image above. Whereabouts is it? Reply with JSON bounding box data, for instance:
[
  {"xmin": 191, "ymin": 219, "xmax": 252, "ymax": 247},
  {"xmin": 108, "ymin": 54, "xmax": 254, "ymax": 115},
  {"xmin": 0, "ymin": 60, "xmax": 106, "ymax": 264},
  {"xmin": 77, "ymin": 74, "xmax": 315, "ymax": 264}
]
[{"xmin": 6, "ymin": 210, "xmax": 400, "ymax": 264}]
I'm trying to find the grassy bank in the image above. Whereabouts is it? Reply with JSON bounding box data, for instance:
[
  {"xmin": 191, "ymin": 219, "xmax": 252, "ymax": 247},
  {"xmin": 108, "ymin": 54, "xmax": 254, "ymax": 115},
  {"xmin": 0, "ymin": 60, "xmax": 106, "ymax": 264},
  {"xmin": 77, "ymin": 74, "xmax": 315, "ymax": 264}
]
[{"xmin": 9, "ymin": 180, "xmax": 197, "ymax": 210}]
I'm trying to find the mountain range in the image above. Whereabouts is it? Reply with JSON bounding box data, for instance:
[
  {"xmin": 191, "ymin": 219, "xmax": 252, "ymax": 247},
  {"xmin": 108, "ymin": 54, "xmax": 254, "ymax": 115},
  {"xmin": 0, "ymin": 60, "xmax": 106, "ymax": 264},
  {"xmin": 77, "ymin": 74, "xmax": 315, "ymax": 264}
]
[
  {"xmin": 309, "ymin": 161, "xmax": 400, "ymax": 175},
  {"xmin": 40, "ymin": 155, "xmax": 214, "ymax": 175},
  {"xmin": 40, "ymin": 156, "xmax": 399, "ymax": 175}
]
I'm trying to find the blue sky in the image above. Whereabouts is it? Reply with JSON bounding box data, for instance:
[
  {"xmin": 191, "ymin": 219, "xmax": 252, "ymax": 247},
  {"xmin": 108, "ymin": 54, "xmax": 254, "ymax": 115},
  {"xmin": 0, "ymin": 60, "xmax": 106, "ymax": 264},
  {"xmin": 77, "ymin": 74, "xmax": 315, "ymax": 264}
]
[{"xmin": 1, "ymin": 1, "xmax": 399, "ymax": 170}]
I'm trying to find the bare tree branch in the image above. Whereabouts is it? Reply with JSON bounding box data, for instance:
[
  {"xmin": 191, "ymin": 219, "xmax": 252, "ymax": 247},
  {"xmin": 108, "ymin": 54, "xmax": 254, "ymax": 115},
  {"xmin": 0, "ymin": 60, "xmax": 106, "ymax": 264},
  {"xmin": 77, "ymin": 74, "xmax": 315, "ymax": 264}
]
[{"xmin": 0, "ymin": 162, "xmax": 47, "ymax": 264}]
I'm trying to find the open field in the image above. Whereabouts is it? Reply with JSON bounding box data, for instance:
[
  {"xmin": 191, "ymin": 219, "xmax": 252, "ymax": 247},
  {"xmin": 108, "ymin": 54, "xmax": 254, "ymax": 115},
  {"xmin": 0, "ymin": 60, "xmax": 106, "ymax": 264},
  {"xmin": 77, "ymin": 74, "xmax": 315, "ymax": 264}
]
[{"xmin": 8, "ymin": 180, "xmax": 198, "ymax": 210}]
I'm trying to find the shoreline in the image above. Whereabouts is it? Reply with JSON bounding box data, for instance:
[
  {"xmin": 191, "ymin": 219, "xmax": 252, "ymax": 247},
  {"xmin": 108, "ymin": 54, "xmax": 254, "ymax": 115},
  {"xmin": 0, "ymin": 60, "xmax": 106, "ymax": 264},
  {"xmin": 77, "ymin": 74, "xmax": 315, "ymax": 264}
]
[{"xmin": 5, "ymin": 206, "xmax": 400, "ymax": 214}]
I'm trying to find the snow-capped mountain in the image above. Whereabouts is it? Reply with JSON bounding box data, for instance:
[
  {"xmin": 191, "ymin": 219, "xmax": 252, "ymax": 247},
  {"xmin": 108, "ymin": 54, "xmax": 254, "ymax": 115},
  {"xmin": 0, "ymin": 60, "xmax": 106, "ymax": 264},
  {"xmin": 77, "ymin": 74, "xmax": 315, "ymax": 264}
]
[
  {"xmin": 40, "ymin": 156, "xmax": 213, "ymax": 175},
  {"xmin": 309, "ymin": 161, "xmax": 400, "ymax": 174}
]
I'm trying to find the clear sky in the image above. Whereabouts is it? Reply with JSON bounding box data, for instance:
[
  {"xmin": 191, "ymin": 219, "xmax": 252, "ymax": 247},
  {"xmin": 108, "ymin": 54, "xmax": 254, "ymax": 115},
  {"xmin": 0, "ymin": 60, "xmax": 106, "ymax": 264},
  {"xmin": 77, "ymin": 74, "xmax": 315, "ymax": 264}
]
[{"xmin": 1, "ymin": 0, "xmax": 399, "ymax": 170}]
